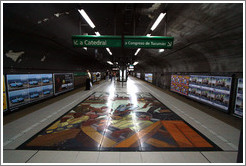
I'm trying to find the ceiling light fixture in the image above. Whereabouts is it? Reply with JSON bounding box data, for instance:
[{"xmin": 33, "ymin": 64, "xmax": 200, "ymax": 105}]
[
  {"xmin": 133, "ymin": 62, "xmax": 139, "ymax": 65},
  {"xmin": 134, "ymin": 48, "xmax": 141, "ymax": 56},
  {"xmin": 78, "ymin": 9, "xmax": 96, "ymax": 29},
  {"xmin": 95, "ymin": 32, "xmax": 100, "ymax": 36},
  {"xmin": 106, "ymin": 48, "xmax": 112, "ymax": 55},
  {"xmin": 107, "ymin": 61, "xmax": 113, "ymax": 65},
  {"xmin": 159, "ymin": 49, "xmax": 165, "ymax": 52},
  {"xmin": 150, "ymin": 13, "xmax": 166, "ymax": 31}
]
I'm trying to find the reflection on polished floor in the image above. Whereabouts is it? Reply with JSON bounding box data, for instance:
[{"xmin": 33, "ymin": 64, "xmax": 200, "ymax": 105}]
[{"xmin": 18, "ymin": 81, "xmax": 221, "ymax": 151}]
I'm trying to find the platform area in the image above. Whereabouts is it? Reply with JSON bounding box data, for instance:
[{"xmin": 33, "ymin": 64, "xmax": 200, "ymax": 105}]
[{"xmin": 3, "ymin": 77, "xmax": 241, "ymax": 163}]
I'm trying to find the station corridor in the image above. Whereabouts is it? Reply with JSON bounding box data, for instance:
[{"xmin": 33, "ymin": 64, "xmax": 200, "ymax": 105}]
[{"xmin": 3, "ymin": 77, "xmax": 240, "ymax": 163}]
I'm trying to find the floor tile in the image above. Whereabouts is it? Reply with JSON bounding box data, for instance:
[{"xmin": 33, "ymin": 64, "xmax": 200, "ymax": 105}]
[
  {"xmin": 74, "ymin": 151, "xmax": 99, "ymax": 163},
  {"xmin": 161, "ymin": 152, "xmax": 209, "ymax": 163},
  {"xmin": 3, "ymin": 150, "xmax": 38, "ymax": 163},
  {"xmin": 27, "ymin": 151, "xmax": 79, "ymax": 163},
  {"xmin": 141, "ymin": 152, "xmax": 165, "ymax": 163},
  {"xmin": 97, "ymin": 152, "xmax": 120, "ymax": 163},
  {"xmin": 202, "ymin": 151, "xmax": 238, "ymax": 163},
  {"xmin": 119, "ymin": 152, "xmax": 142, "ymax": 163}
]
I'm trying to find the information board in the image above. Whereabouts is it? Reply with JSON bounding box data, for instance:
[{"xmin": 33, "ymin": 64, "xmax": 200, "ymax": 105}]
[
  {"xmin": 170, "ymin": 75, "xmax": 190, "ymax": 96},
  {"xmin": 234, "ymin": 78, "xmax": 243, "ymax": 117},
  {"xmin": 54, "ymin": 73, "xmax": 74, "ymax": 95},
  {"xmin": 188, "ymin": 75, "xmax": 232, "ymax": 111},
  {"xmin": 6, "ymin": 74, "xmax": 54, "ymax": 109}
]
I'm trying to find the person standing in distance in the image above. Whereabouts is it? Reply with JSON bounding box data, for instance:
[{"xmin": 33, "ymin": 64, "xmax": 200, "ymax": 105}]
[
  {"xmin": 86, "ymin": 70, "xmax": 92, "ymax": 90},
  {"xmin": 105, "ymin": 70, "xmax": 109, "ymax": 81}
]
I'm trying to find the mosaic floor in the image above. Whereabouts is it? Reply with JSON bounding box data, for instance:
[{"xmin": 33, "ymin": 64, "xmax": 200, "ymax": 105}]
[{"xmin": 18, "ymin": 92, "xmax": 221, "ymax": 151}]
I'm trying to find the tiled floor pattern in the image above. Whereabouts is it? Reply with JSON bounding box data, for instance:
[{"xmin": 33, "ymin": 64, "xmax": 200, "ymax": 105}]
[{"xmin": 17, "ymin": 92, "xmax": 221, "ymax": 151}]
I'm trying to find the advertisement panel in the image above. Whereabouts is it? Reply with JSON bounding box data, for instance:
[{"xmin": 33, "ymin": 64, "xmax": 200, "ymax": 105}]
[
  {"xmin": 96, "ymin": 72, "xmax": 101, "ymax": 82},
  {"xmin": 234, "ymin": 78, "xmax": 243, "ymax": 117},
  {"xmin": 145, "ymin": 73, "xmax": 153, "ymax": 83},
  {"xmin": 92, "ymin": 72, "xmax": 97, "ymax": 83},
  {"xmin": 28, "ymin": 74, "xmax": 42, "ymax": 88},
  {"xmin": 8, "ymin": 89, "xmax": 29, "ymax": 108},
  {"xmin": 7, "ymin": 74, "xmax": 54, "ymax": 109},
  {"xmin": 42, "ymin": 85, "xmax": 54, "ymax": 97},
  {"xmin": 7, "ymin": 74, "xmax": 29, "ymax": 91},
  {"xmin": 41, "ymin": 74, "xmax": 53, "ymax": 85},
  {"xmin": 188, "ymin": 75, "xmax": 232, "ymax": 111},
  {"xmin": 136, "ymin": 73, "xmax": 141, "ymax": 78},
  {"xmin": 170, "ymin": 75, "xmax": 190, "ymax": 96},
  {"xmin": 54, "ymin": 73, "xmax": 74, "ymax": 95}
]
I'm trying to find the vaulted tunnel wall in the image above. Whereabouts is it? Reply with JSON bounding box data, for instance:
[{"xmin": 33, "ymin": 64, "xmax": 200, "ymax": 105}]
[{"xmin": 3, "ymin": 31, "xmax": 109, "ymax": 74}]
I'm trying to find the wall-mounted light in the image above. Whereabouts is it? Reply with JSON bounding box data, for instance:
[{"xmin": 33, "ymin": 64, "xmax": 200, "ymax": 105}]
[
  {"xmin": 107, "ymin": 61, "xmax": 113, "ymax": 65},
  {"xmin": 134, "ymin": 48, "xmax": 141, "ymax": 56},
  {"xmin": 106, "ymin": 48, "xmax": 112, "ymax": 55},
  {"xmin": 151, "ymin": 13, "xmax": 166, "ymax": 31},
  {"xmin": 78, "ymin": 9, "xmax": 96, "ymax": 29},
  {"xmin": 146, "ymin": 34, "xmax": 151, "ymax": 37},
  {"xmin": 159, "ymin": 49, "xmax": 164, "ymax": 53},
  {"xmin": 133, "ymin": 62, "xmax": 139, "ymax": 65}
]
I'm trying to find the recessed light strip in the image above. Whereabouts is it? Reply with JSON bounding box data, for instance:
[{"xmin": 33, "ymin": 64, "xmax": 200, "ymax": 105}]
[
  {"xmin": 78, "ymin": 9, "xmax": 96, "ymax": 29},
  {"xmin": 151, "ymin": 13, "xmax": 166, "ymax": 31},
  {"xmin": 107, "ymin": 61, "xmax": 113, "ymax": 65},
  {"xmin": 106, "ymin": 48, "xmax": 112, "ymax": 55},
  {"xmin": 134, "ymin": 48, "xmax": 141, "ymax": 56}
]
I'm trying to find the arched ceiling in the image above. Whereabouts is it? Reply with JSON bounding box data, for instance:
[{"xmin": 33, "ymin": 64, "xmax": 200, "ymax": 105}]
[{"xmin": 3, "ymin": 3, "xmax": 243, "ymax": 73}]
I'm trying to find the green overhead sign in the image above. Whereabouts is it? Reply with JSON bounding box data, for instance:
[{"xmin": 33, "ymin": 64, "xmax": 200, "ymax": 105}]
[
  {"xmin": 72, "ymin": 35, "xmax": 174, "ymax": 49},
  {"xmin": 124, "ymin": 36, "xmax": 173, "ymax": 49},
  {"xmin": 72, "ymin": 35, "xmax": 121, "ymax": 48}
]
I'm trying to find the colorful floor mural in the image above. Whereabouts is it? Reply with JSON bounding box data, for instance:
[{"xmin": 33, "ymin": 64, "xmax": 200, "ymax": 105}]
[{"xmin": 18, "ymin": 92, "xmax": 222, "ymax": 151}]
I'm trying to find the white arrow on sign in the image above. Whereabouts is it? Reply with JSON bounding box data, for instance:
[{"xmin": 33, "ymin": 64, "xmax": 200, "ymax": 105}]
[
  {"xmin": 167, "ymin": 42, "xmax": 172, "ymax": 47},
  {"xmin": 74, "ymin": 40, "xmax": 78, "ymax": 45}
]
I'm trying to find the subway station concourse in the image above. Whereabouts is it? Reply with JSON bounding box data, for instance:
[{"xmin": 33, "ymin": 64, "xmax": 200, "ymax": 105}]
[{"xmin": 2, "ymin": 2, "xmax": 244, "ymax": 164}]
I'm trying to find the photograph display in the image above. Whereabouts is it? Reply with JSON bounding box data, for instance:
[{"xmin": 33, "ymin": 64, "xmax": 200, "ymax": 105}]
[
  {"xmin": 7, "ymin": 74, "xmax": 29, "ymax": 91},
  {"xmin": 54, "ymin": 73, "xmax": 74, "ymax": 95},
  {"xmin": 8, "ymin": 89, "xmax": 29, "ymax": 108},
  {"xmin": 18, "ymin": 92, "xmax": 220, "ymax": 151},
  {"xmin": 188, "ymin": 75, "xmax": 232, "ymax": 111},
  {"xmin": 170, "ymin": 75, "xmax": 190, "ymax": 96},
  {"xmin": 234, "ymin": 78, "xmax": 243, "ymax": 117},
  {"xmin": 6, "ymin": 74, "xmax": 54, "ymax": 109},
  {"xmin": 136, "ymin": 73, "xmax": 141, "ymax": 78},
  {"xmin": 92, "ymin": 72, "xmax": 97, "ymax": 83},
  {"xmin": 145, "ymin": 73, "xmax": 153, "ymax": 83},
  {"xmin": 96, "ymin": 72, "xmax": 101, "ymax": 82}
]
